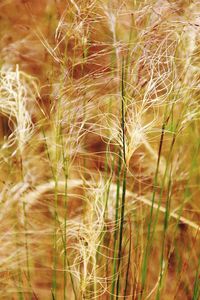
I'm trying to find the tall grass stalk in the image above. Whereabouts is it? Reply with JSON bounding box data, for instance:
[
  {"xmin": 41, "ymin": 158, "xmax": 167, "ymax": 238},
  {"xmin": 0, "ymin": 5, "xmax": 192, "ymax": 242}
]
[
  {"xmin": 116, "ymin": 58, "xmax": 127, "ymax": 299},
  {"xmin": 140, "ymin": 120, "xmax": 166, "ymax": 299}
]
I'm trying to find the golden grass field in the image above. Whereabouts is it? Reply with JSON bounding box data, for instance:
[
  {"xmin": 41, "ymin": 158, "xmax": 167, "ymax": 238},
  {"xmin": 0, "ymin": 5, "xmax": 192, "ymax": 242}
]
[{"xmin": 0, "ymin": 0, "xmax": 199, "ymax": 299}]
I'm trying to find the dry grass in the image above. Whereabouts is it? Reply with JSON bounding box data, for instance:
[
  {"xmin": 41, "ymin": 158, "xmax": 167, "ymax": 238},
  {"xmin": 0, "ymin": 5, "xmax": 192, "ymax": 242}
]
[{"xmin": 0, "ymin": 0, "xmax": 199, "ymax": 299}]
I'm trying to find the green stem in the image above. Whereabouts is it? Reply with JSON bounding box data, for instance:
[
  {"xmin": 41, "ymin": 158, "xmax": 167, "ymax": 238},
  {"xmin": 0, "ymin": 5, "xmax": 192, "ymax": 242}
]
[{"xmin": 116, "ymin": 57, "xmax": 127, "ymax": 299}]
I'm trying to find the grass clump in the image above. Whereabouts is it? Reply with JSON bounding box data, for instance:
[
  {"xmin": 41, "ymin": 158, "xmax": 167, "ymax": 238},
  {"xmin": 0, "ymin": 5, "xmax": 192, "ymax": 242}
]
[{"xmin": 0, "ymin": 0, "xmax": 199, "ymax": 299}]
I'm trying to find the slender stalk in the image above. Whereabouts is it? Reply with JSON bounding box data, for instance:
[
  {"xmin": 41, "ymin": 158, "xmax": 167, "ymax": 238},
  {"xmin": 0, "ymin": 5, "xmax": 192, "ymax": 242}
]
[
  {"xmin": 52, "ymin": 98, "xmax": 62, "ymax": 299},
  {"xmin": 116, "ymin": 57, "xmax": 127, "ymax": 299},
  {"xmin": 110, "ymin": 151, "xmax": 122, "ymax": 299},
  {"xmin": 140, "ymin": 120, "xmax": 166, "ymax": 299},
  {"xmin": 123, "ymin": 218, "xmax": 132, "ymax": 299},
  {"xmin": 15, "ymin": 225, "xmax": 24, "ymax": 300},
  {"xmin": 63, "ymin": 164, "xmax": 68, "ymax": 300},
  {"xmin": 156, "ymin": 174, "xmax": 172, "ymax": 300}
]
